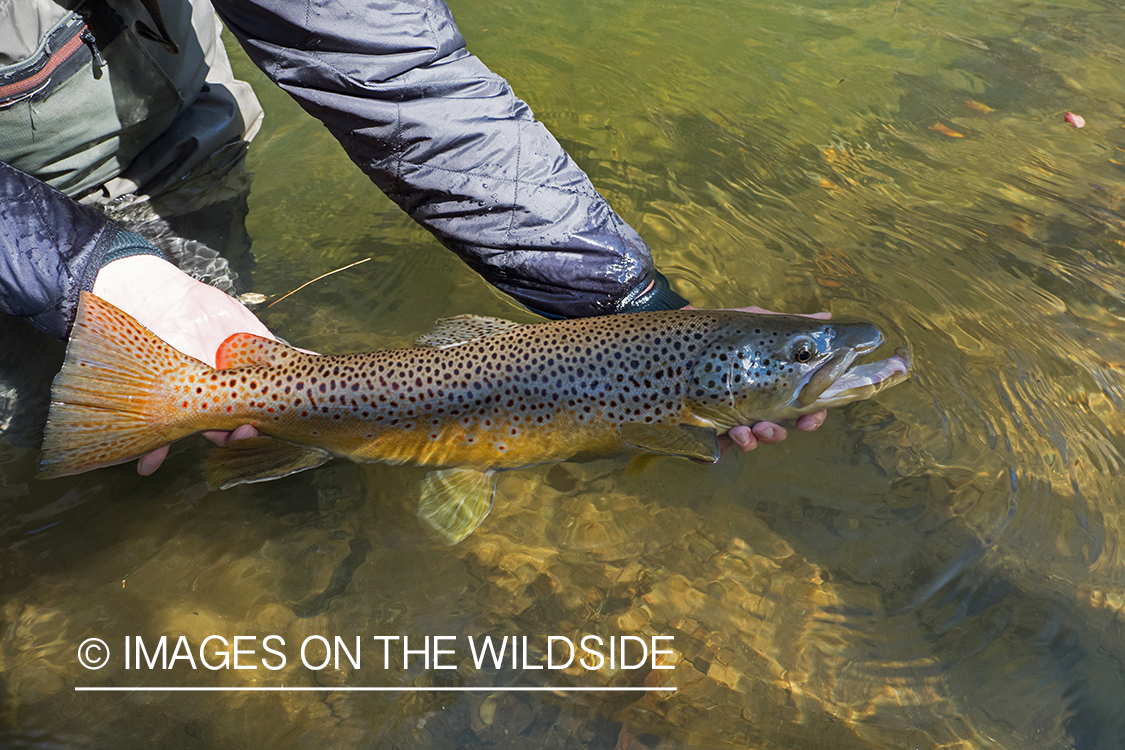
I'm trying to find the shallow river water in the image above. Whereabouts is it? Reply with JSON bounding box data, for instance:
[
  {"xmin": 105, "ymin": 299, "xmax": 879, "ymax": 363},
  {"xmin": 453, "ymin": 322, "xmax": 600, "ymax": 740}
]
[{"xmin": 3, "ymin": 0, "xmax": 1125, "ymax": 748}]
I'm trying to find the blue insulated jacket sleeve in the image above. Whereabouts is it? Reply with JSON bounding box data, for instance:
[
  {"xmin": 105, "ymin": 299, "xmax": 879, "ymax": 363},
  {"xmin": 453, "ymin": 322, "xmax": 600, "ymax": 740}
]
[
  {"xmin": 213, "ymin": 0, "xmax": 688, "ymax": 317},
  {"xmin": 0, "ymin": 161, "xmax": 163, "ymax": 338}
]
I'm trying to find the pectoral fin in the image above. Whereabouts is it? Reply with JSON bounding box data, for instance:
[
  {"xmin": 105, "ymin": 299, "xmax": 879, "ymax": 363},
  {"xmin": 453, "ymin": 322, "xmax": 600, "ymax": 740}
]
[
  {"xmin": 620, "ymin": 423, "xmax": 720, "ymax": 463},
  {"xmin": 203, "ymin": 437, "xmax": 333, "ymax": 489},
  {"xmin": 417, "ymin": 467, "xmax": 497, "ymax": 544},
  {"xmin": 415, "ymin": 315, "xmax": 524, "ymax": 348}
]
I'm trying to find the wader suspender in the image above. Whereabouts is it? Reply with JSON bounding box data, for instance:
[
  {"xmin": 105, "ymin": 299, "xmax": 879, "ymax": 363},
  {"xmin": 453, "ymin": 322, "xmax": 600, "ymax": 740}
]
[{"xmin": 134, "ymin": 0, "xmax": 179, "ymax": 54}]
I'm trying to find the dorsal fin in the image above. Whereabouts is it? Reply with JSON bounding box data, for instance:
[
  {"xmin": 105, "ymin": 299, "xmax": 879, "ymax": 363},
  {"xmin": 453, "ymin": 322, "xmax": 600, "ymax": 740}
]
[
  {"xmin": 415, "ymin": 315, "xmax": 524, "ymax": 348},
  {"xmin": 215, "ymin": 333, "xmax": 304, "ymax": 370}
]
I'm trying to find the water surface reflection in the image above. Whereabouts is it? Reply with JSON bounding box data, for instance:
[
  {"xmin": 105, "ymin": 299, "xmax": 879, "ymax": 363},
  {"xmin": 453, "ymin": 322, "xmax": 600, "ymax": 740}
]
[{"xmin": 3, "ymin": 0, "xmax": 1125, "ymax": 747}]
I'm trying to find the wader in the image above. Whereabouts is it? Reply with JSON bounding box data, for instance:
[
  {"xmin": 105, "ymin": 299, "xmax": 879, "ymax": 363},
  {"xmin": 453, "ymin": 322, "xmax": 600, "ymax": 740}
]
[{"xmin": 0, "ymin": 0, "xmax": 264, "ymax": 292}]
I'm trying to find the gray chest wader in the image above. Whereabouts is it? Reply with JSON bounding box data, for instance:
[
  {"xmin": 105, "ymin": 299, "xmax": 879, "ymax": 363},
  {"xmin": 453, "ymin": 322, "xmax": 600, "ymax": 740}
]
[
  {"xmin": 0, "ymin": 1, "xmax": 183, "ymax": 198},
  {"xmin": 0, "ymin": 0, "xmax": 264, "ymax": 294}
]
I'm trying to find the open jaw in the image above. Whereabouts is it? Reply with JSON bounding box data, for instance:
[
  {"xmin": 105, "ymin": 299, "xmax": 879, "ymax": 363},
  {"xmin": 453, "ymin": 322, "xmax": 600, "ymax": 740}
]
[{"xmin": 813, "ymin": 347, "xmax": 911, "ymax": 408}]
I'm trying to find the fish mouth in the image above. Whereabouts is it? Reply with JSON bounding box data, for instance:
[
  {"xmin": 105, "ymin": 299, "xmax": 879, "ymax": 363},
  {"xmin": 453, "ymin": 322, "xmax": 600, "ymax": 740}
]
[
  {"xmin": 803, "ymin": 347, "xmax": 911, "ymax": 409},
  {"xmin": 798, "ymin": 349, "xmax": 859, "ymax": 407},
  {"xmin": 796, "ymin": 322, "xmax": 884, "ymax": 407}
]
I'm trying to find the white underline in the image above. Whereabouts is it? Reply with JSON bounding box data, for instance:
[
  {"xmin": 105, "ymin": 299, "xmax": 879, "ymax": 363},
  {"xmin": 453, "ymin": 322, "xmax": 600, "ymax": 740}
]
[{"xmin": 75, "ymin": 686, "xmax": 675, "ymax": 692}]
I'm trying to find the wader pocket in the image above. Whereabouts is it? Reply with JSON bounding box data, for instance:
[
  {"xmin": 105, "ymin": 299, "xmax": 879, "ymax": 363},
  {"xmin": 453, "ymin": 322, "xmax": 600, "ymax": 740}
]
[{"xmin": 0, "ymin": 2, "xmax": 184, "ymax": 198}]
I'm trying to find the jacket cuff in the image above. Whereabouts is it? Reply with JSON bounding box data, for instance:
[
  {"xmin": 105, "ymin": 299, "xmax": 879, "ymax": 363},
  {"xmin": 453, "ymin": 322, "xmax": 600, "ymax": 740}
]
[
  {"xmin": 97, "ymin": 229, "xmax": 169, "ymax": 270},
  {"xmin": 525, "ymin": 271, "xmax": 689, "ymax": 319},
  {"xmin": 615, "ymin": 271, "xmax": 689, "ymax": 314}
]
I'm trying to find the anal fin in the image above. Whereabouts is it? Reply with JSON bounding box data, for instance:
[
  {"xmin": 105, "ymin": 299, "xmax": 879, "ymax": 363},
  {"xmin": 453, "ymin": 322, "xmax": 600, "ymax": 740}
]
[
  {"xmin": 417, "ymin": 467, "xmax": 497, "ymax": 544},
  {"xmin": 620, "ymin": 423, "xmax": 720, "ymax": 463},
  {"xmin": 203, "ymin": 437, "xmax": 332, "ymax": 489}
]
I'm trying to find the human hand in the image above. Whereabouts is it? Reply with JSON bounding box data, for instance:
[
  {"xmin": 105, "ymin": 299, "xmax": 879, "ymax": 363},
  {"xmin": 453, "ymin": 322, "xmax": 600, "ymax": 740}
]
[
  {"xmin": 719, "ymin": 412, "xmax": 827, "ymax": 453},
  {"xmin": 92, "ymin": 255, "xmax": 269, "ymax": 474},
  {"xmin": 682, "ymin": 303, "xmax": 830, "ymax": 453}
]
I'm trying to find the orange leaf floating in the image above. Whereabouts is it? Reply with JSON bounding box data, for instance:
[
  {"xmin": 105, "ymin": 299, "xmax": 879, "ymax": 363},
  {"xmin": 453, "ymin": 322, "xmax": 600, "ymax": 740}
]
[
  {"xmin": 1065, "ymin": 112, "xmax": 1085, "ymax": 128},
  {"xmin": 929, "ymin": 122, "xmax": 965, "ymax": 138},
  {"xmin": 964, "ymin": 100, "xmax": 994, "ymax": 114}
]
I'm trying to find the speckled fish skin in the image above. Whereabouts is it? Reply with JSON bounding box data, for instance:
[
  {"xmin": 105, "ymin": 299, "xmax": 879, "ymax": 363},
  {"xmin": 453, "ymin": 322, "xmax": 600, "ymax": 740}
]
[
  {"xmin": 207, "ymin": 309, "xmax": 880, "ymax": 468},
  {"xmin": 39, "ymin": 293, "xmax": 907, "ymax": 481}
]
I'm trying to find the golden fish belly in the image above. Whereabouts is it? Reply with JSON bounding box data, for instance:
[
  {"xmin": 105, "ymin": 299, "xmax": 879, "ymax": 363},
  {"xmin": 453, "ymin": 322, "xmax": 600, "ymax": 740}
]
[{"xmin": 157, "ymin": 363, "xmax": 654, "ymax": 470}]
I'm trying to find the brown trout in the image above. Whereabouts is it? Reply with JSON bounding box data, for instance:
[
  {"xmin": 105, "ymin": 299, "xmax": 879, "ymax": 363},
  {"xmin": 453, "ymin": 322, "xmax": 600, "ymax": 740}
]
[{"xmin": 40, "ymin": 293, "xmax": 910, "ymax": 542}]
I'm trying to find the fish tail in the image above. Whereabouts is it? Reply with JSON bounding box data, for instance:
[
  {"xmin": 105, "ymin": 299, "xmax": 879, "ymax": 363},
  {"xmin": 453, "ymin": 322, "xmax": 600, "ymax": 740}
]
[{"xmin": 39, "ymin": 292, "xmax": 208, "ymax": 479}]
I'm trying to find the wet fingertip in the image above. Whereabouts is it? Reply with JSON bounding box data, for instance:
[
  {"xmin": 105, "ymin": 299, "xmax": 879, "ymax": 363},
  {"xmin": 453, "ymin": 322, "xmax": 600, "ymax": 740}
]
[
  {"xmin": 200, "ymin": 430, "xmax": 227, "ymax": 446},
  {"xmin": 136, "ymin": 446, "xmax": 167, "ymax": 476},
  {"xmin": 797, "ymin": 412, "xmax": 828, "ymax": 431},
  {"xmin": 231, "ymin": 424, "xmax": 258, "ymax": 442}
]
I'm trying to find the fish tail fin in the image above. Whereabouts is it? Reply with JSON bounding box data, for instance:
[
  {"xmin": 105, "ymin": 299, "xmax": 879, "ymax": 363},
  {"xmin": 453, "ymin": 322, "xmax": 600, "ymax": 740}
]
[{"xmin": 39, "ymin": 292, "xmax": 207, "ymax": 479}]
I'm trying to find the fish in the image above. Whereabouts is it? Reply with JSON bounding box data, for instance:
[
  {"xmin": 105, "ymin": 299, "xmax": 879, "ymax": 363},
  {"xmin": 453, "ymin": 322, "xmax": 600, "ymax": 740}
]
[{"xmin": 39, "ymin": 292, "xmax": 911, "ymax": 542}]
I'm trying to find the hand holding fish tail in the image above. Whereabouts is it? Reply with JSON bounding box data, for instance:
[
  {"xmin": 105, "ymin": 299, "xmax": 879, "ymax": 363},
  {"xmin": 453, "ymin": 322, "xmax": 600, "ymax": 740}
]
[
  {"xmin": 93, "ymin": 255, "xmax": 271, "ymax": 475},
  {"xmin": 682, "ymin": 304, "xmax": 831, "ymax": 454}
]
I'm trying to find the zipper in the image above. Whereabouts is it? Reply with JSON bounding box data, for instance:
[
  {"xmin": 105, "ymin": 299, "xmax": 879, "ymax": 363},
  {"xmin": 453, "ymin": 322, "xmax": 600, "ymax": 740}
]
[
  {"xmin": 81, "ymin": 29, "xmax": 106, "ymax": 76},
  {"xmin": 0, "ymin": 17, "xmax": 95, "ymax": 104}
]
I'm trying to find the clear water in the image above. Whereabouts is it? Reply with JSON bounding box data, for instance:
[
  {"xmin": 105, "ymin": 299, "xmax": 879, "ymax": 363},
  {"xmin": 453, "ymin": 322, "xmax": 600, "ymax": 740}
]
[{"xmin": 3, "ymin": 0, "xmax": 1125, "ymax": 747}]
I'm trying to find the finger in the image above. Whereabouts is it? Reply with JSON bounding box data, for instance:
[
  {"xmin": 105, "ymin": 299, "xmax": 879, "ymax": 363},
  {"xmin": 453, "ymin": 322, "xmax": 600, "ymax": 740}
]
[
  {"xmin": 795, "ymin": 410, "xmax": 827, "ymax": 431},
  {"xmin": 201, "ymin": 424, "xmax": 259, "ymax": 446},
  {"xmin": 727, "ymin": 424, "xmax": 759, "ymax": 452},
  {"xmin": 137, "ymin": 445, "xmax": 170, "ymax": 476},
  {"xmin": 751, "ymin": 422, "xmax": 788, "ymax": 444},
  {"xmin": 201, "ymin": 430, "xmax": 229, "ymax": 446}
]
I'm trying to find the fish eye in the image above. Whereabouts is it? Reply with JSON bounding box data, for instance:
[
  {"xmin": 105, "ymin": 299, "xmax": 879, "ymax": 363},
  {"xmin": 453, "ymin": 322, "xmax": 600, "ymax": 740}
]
[{"xmin": 792, "ymin": 339, "xmax": 816, "ymax": 363}]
